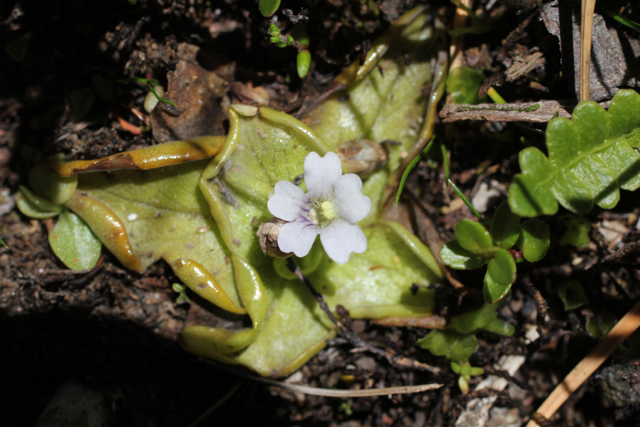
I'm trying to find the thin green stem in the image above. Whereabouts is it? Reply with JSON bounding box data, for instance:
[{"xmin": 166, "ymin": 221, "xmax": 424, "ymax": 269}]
[
  {"xmin": 395, "ymin": 136, "xmax": 436, "ymax": 207},
  {"xmin": 448, "ymin": 178, "xmax": 483, "ymax": 221},
  {"xmin": 598, "ymin": 5, "xmax": 640, "ymax": 33},
  {"xmin": 146, "ymin": 80, "xmax": 176, "ymax": 107}
]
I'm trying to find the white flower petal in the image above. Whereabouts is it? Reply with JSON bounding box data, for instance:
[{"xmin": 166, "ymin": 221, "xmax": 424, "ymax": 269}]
[
  {"xmin": 319, "ymin": 220, "xmax": 367, "ymax": 264},
  {"xmin": 333, "ymin": 174, "xmax": 372, "ymax": 223},
  {"xmin": 268, "ymin": 180, "xmax": 308, "ymax": 222},
  {"xmin": 304, "ymin": 151, "xmax": 343, "ymax": 199},
  {"xmin": 278, "ymin": 219, "xmax": 319, "ymax": 258}
]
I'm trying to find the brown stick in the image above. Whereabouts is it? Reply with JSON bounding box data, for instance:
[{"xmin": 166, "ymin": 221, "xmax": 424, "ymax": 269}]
[
  {"xmin": 579, "ymin": 0, "xmax": 596, "ymax": 101},
  {"xmin": 526, "ymin": 298, "xmax": 640, "ymax": 427}
]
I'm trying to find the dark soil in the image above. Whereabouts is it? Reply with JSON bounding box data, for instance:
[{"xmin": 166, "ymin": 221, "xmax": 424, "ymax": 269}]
[{"xmin": 2, "ymin": 1, "xmax": 640, "ymax": 426}]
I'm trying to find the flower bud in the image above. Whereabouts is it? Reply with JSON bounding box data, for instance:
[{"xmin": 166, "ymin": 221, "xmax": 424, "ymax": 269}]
[
  {"xmin": 256, "ymin": 217, "xmax": 292, "ymax": 259},
  {"xmin": 337, "ymin": 139, "xmax": 388, "ymax": 179}
]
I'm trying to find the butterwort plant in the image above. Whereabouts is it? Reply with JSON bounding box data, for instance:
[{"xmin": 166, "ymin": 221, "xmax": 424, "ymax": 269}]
[{"xmin": 265, "ymin": 151, "xmax": 372, "ymax": 264}]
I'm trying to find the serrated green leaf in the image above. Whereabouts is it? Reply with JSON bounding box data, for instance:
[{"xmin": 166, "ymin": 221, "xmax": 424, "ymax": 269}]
[
  {"xmin": 483, "ymin": 268, "xmax": 511, "ymax": 303},
  {"xmin": 517, "ymin": 219, "xmax": 550, "ymax": 262},
  {"xmin": 259, "ymin": 0, "xmax": 280, "ymax": 17},
  {"xmin": 487, "ymin": 248, "xmax": 516, "ymax": 286},
  {"xmin": 559, "ymin": 213, "xmax": 591, "ymax": 248},
  {"xmin": 508, "ymin": 147, "xmax": 558, "ymax": 217},
  {"xmin": 16, "ymin": 186, "xmax": 63, "ymax": 219},
  {"xmin": 439, "ymin": 240, "xmax": 487, "ymax": 270},
  {"xmin": 455, "ymin": 219, "xmax": 494, "ymax": 255},
  {"xmin": 490, "ymin": 200, "xmax": 520, "ymax": 248},
  {"xmin": 446, "ymin": 67, "xmax": 486, "ymax": 104},
  {"xmin": 417, "ymin": 329, "xmax": 478, "ymax": 362},
  {"xmin": 49, "ymin": 209, "xmax": 102, "ymax": 270},
  {"xmin": 508, "ymin": 90, "xmax": 640, "ymax": 217},
  {"xmin": 557, "ymin": 280, "xmax": 588, "ymax": 311}
]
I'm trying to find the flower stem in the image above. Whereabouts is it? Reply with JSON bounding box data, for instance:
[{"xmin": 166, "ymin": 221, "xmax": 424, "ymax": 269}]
[
  {"xmin": 286, "ymin": 259, "xmax": 442, "ymax": 376},
  {"xmin": 286, "ymin": 258, "xmax": 347, "ymax": 334}
]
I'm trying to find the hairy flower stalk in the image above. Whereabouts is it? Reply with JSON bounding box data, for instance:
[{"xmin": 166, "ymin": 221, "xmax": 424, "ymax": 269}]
[{"xmin": 265, "ymin": 151, "xmax": 372, "ymax": 264}]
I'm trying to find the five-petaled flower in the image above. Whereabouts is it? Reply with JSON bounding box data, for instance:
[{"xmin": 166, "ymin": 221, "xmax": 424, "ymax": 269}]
[{"xmin": 267, "ymin": 151, "xmax": 372, "ymax": 264}]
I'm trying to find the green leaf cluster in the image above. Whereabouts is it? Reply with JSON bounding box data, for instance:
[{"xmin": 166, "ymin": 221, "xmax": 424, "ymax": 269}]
[
  {"xmin": 451, "ymin": 361, "xmax": 484, "ymax": 395},
  {"xmin": 508, "ymin": 89, "xmax": 640, "ymax": 217},
  {"xmin": 440, "ymin": 201, "xmax": 550, "ymax": 303},
  {"xmin": 418, "ymin": 303, "xmax": 514, "ymax": 362},
  {"xmin": 267, "ymin": 21, "xmax": 312, "ymax": 78}
]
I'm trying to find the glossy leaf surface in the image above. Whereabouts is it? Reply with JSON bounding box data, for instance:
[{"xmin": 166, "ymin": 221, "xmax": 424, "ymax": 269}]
[
  {"xmin": 49, "ymin": 209, "xmax": 102, "ymax": 270},
  {"xmin": 483, "ymin": 269, "xmax": 511, "ymax": 303},
  {"xmin": 16, "ymin": 186, "xmax": 63, "ymax": 219},
  {"xmin": 509, "ymin": 90, "xmax": 640, "ymax": 217},
  {"xmin": 455, "ymin": 219, "xmax": 494, "ymax": 255},
  {"xmin": 490, "ymin": 200, "xmax": 520, "ymax": 248},
  {"xmin": 32, "ymin": 14, "xmax": 443, "ymax": 377},
  {"xmin": 259, "ymin": 0, "xmax": 280, "ymax": 17},
  {"xmin": 439, "ymin": 240, "xmax": 487, "ymax": 270},
  {"xmin": 516, "ymin": 218, "xmax": 550, "ymax": 262},
  {"xmin": 487, "ymin": 248, "xmax": 516, "ymax": 286}
]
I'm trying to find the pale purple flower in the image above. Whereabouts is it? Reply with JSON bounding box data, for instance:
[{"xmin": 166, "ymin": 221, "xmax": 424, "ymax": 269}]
[{"xmin": 267, "ymin": 152, "xmax": 372, "ymax": 264}]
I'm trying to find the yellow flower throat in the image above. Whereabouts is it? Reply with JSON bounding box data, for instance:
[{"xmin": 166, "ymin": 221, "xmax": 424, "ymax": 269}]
[{"xmin": 308, "ymin": 199, "xmax": 338, "ymax": 228}]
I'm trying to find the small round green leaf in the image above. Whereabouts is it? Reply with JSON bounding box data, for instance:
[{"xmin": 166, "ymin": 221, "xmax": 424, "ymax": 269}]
[
  {"xmin": 16, "ymin": 186, "xmax": 63, "ymax": 219},
  {"xmin": 587, "ymin": 309, "xmax": 615, "ymax": 338},
  {"xmin": 439, "ymin": 240, "xmax": 487, "ymax": 270},
  {"xmin": 516, "ymin": 218, "xmax": 550, "ymax": 262},
  {"xmin": 259, "ymin": 0, "xmax": 280, "ymax": 17},
  {"xmin": 455, "ymin": 219, "xmax": 494, "ymax": 255},
  {"xmin": 487, "ymin": 248, "xmax": 516, "ymax": 286},
  {"xmin": 559, "ymin": 213, "xmax": 591, "ymax": 248},
  {"xmin": 557, "ymin": 280, "xmax": 589, "ymax": 311},
  {"xmin": 297, "ymin": 50, "xmax": 311, "ymax": 78},
  {"xmin": 417, "ymin": 329, "xmax": 478, "ymax": 362},
  {"xmin": 458, "ymin": 375, "xmax": 469, "ymax": 395},
  {"xmin": 482, "ymin": 318, "xmax": 515, "ymax": 337},
  {"xmin": 483, "ymin": 269, "xmax": 512, "ymax": 303},
  {"xmin": 49, "ymin": 209, "xmax": 102, "ymax": 270},
  {"xmin": 446, "ymin": 67, "xmax": 486, "ymax": 104},
  {"xmin": 470, "ymin": 367, "xmax": 484, "ymax": 376},
  {"xmin": 28, "ymin": 165, "xmax": 78, "ymax": 205},
  {"xmin": 490, "ymin": 200, "xmax": 521, "ymax": 248}
]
